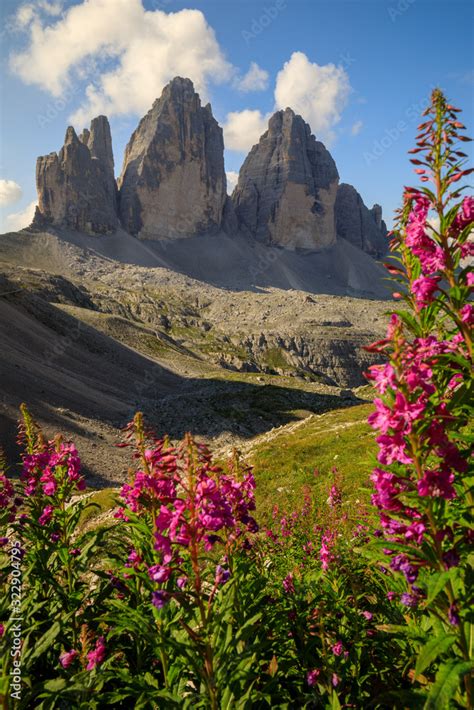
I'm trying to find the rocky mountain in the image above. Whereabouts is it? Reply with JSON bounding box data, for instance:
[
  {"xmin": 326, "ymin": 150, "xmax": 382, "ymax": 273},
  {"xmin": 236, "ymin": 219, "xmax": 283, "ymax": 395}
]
[
  {"xmin": 118, "ymin": 77, "xmax": 227, "ymax": 240},
  {"xmin": 33, "ymin": 117, "xmax": 118, "ymax": 234},
  {"xmin": 335, "ymin": 183, "xmax": 388, "ymax": 257},
  {"xmin": 232, "ymin": 108, "xmax": 339, "ymax": 250},
  {"xmin": 30, "ymin": 77, "xmax": 388, "ymax": 259}
]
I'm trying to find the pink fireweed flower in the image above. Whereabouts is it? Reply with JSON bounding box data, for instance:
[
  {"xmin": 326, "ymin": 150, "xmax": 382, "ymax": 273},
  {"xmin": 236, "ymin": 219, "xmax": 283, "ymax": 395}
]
[
  {"xmin": 332, "ymin": 641, "xmax": 344, "ymax": 656},
  {"xmin": 320, "ymin": 530, "xmax": 336, "ymax": 571},
  {"xmin": 59, "ymin": 649, "xmax": 78, "ymax": 668},
  {"xmin": 370, "ymin": 469, "xmax": 403, "ymax": 511},
  {"xmin": 148, "ymin": 564, "xmax": 172, "ymax": 584},
  {"xmin": 215, "ymin": 565, "xmax": 231, "ymax": 586},
  {"xmin": 151, "ymin": 590, "xmax": 169, "ymax": 609},
  {"xmin": 411, "ymin": 275, "xmax": 440, "ymax": 308},
  {"xmin": 21, "ymin": 442, "xmax": 85, "ymax": 497},
  {"xmin": 367, "ymin": 363, "xmax": 397, "ymax": 394},
  {"xmin": 307, "ymin": 669, "xmax": 320, "ymax": 687},
  {"xmin": 417, "ymin": 468, "xmax": 456, "ymax": 499},
  {"xmin": 376, "ymin": 433, "xmax": 413, "ymax": 466},
  {"xmin": 369, "ymin": 394, "xmax": 424, "ymax": 435},
  {"xmin": 460, "ymin": 303, "xmax": 473, "ymax": 325},
  {"xmin": 38, "ymin": 504, "xmax": 54, "ymax": 526},
  {"xmin": 454, "ymin": 196, "xmax": 474, "ymax": 230},
  {"xmin": 282, "ymin": 573, "xmax": 295, "ymax": 595},
  {"xmin": 86, "ymin": 636, "xmax": 106, "ymax": 670},
  {"xmin": 327, "ymin": 484, "xmax": 342, "ymax": 508}
]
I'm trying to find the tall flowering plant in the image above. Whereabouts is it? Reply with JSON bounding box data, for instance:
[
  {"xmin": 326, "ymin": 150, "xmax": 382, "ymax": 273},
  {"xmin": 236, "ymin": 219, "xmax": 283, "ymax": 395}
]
[
  {"xmin": 97, "ymin": 413, "xmax": 261, "ymax": 708},
  {"xmin": 366, "ymin": 89, "xmax": 473, "ymax": 706}
]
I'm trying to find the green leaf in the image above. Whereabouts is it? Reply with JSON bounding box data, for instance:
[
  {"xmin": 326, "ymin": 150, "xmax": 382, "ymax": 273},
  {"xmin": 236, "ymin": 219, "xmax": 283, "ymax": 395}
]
[
  {"xmin": 424, "ymin": 660, "xmax": 473, "ymax": 709},
  {"xmin": 25, "ymin": 620, "xmax": 61, "ymax": 663},
  {"xmin": 414, "ymin": 634, "xmax": 457, "ymax": 679},
  {"xmin": 331, "ymin": 691, "xmax": 342, "ymax": 709},
  {"xmin": 42, "ymin": 677, "xmax": 68, "ymax": 692},
  {"xmin": 426, "ymin": 570, "xmax": 454, "ymax": 605}
]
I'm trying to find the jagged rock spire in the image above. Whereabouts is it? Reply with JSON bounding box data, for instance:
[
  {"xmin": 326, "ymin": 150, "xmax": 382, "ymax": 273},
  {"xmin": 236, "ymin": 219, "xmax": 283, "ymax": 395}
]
[
  {"xmin": 231, "ymin": 108, "xmax": 339, "ymax": 250},
  {"xmin": 118, "ymin": 77, "xmax": 227, "ymax": 239},
  {"xmin": 34, "ymin": 117, "xmax": 118, "ymax": 235}
]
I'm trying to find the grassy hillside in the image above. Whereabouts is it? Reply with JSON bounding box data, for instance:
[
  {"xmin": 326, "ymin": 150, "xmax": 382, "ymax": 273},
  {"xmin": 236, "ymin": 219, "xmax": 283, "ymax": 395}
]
[{"xmin": 247, "ymin": 402, "xmax": 376, "ymax": 519}]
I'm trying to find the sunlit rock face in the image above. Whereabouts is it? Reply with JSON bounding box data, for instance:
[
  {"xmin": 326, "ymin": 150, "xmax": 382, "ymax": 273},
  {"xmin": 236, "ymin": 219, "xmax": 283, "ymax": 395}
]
[
  {"xmin": 232, "ymin": 108, "xmax": 339, "ymax": 250},
  {"xmin": 118, "ymin": 77, "xmax": 227, "ymax": 240}
]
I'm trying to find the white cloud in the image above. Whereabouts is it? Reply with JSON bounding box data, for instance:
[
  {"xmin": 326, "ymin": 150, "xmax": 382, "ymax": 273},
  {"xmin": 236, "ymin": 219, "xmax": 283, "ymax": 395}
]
[
  {"xmin": 274, "ymin": 51, "xmax": 351, "ymax": 145},
  {"xmin": 223, "ymin": 109, "xmax": 269, "ymax": 152},
  {"xmin": 3, "ymin": 201, "xmax": 37, "ymax": 232},
  {"xmin": 234, "ymin": 62, "xmax": 269, "ymax": 92},
  {"xmin": 9, "ymin": 0, "xmax": 234, "ymax": 124},
  {"xmin": 226, "ymin": 171, "xmax": 239, "ymax": 194},
  {"xmin": 13, "ymin": 1, "xmax": 63, "ymax": 30},
  {"xmin": 224, "ymin": 51, "xmax": 352, "ymax": 153},
  {"xmin": 0, "ymin": 180, "xmax": 23, "ymax": 207},
  {"xmin": 351, "ymin": 120, "xmax": 363, "ymax": 136}
]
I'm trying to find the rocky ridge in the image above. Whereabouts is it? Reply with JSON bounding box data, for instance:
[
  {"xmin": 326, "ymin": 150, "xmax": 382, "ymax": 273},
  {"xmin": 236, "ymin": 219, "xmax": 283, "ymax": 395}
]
[{"xmin": 31, "ymin": 77, "xmax": 388, "ymax": 256}]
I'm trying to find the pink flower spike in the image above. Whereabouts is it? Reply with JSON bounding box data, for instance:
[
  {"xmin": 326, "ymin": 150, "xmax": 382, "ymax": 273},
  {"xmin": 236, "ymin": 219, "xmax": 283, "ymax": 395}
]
[{"xmin": 86, "ymin": 637, "xmax": 106, "ymax": 670}]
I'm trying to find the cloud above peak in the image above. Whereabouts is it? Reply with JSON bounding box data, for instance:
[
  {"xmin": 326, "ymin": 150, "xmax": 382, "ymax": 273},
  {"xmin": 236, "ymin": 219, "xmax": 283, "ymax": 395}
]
[
  {"xmin": 223, "ymin": 52, "xmax": 352, "ymax": 153},
  {"xmin": 10, "ymin": 0, "xmax": 234, "ymax": 125},
  {"xmin": 274, "ymin": 52, "xmax": 351, "ymax": 145}
]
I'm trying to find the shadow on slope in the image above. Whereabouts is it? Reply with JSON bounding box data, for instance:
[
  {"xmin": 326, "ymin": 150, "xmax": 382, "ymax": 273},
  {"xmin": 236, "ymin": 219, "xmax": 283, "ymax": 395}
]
[
  {"xmin": 0, "ymin": 228, "xmax": 391, "ymax": 299},
  {"xmin": 0, "ymin": 281, "xmax": 360, "ymax": 485}
]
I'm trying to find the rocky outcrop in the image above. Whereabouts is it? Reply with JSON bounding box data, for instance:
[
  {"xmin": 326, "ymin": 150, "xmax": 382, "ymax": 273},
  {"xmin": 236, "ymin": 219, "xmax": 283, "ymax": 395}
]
[
  {"xmin": 232, "ymin": 108, "xmax": 339, "ymax": 250},
  {"xmin": 335, "ymin": 184, "xmax": 388, "ymax": 257},
  {"xmin": 33, "ymin": 117, "xmax": 118, "ymax": 234},
  {"xmin": 118, "ymin": 77, "xmax": 227, "ymax": 240}
]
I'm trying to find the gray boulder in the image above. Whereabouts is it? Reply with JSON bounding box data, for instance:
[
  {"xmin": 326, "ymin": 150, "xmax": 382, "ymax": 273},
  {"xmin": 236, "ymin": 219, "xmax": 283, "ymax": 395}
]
[
  {"xmin": 231, "ymin": 108, "xmax": 339, "ymax": 250},
  {"xmin": 118, "ymin": 77, "xmax": 227, "ymax": 240}
]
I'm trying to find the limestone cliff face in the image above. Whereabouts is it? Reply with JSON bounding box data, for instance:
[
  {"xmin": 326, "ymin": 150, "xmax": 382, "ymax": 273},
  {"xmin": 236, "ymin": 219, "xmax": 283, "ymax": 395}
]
[
  {"xmin": 118, "ymin": 77, "xmax": 227, "ymax": 240},
  {"xmin": 34, "ymin": 117, "xmax": 118, "ymax": 234},
  {"xmin": 335, "ymin": 184, "xmax": 388, "ymax": 257},
  {"xmin": 231, "ymin": 109, "xmax": 339, "ymax": 250}
]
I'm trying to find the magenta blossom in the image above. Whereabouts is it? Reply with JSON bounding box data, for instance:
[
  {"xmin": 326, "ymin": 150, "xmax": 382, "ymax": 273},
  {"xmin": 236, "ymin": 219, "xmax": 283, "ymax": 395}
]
[
  {"xmin": 411, "ymin": 275, "xmax": 440, "ymax": 308},
  {"xmin": 59, "ymin": 649, "xmax": 78, "ymax": 668},
  {"xmin": 307, "ymin": 669, "xmax": 320, "ymax": 687},
  {"xmin": 282, "ymin": 573, "xmax": 295, "ymax": 595},
  {"xmin": 38, "ymin": 504, "xmax": 54, "ymax": 526},
  {"xmin": 86, "ymin": 637, "xmax": 106, "ymax": 670},
  {"xmin": 417, "ymin": 468, "xmax": 456, "ymax": 500}
]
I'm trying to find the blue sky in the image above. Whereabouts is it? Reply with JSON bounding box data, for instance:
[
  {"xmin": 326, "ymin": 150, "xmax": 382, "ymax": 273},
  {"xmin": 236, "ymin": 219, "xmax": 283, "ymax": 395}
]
[{"xmin": 0, "ymin": 0, "xmax": 473, "ymax": 232}]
